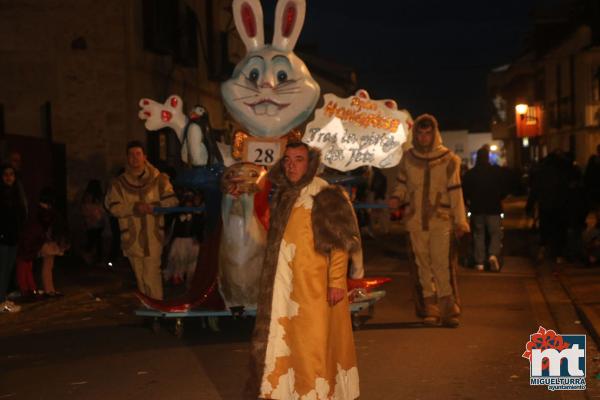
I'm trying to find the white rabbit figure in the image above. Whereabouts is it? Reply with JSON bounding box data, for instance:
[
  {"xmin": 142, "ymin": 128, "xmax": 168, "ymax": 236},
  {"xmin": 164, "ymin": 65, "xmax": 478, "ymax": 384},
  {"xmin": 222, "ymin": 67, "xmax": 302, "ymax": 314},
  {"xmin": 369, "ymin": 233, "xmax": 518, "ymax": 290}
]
[
  {"xmin": 138, "ymin": 95, "xmax": 209, "ymax": 166},
  {"xmin": 221, "ymin": 0, "xmax": 320, "ymax": 138}
]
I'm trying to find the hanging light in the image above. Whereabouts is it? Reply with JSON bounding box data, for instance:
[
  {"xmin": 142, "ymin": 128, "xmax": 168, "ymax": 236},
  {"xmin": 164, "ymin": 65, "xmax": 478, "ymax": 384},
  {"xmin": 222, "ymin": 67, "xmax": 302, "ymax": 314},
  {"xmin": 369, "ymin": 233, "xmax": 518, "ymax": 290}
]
[{"xmin": 515, "ymin": 103, "xmax": 529, "ymax": 115}]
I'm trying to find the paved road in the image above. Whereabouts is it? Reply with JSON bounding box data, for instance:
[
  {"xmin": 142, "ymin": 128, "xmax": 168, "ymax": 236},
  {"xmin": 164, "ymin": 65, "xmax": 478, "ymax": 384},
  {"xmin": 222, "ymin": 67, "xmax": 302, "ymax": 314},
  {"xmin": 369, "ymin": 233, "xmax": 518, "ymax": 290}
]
[{"xmin": 0, "ymin": 230, "xmax": 593, "ymax": 399}]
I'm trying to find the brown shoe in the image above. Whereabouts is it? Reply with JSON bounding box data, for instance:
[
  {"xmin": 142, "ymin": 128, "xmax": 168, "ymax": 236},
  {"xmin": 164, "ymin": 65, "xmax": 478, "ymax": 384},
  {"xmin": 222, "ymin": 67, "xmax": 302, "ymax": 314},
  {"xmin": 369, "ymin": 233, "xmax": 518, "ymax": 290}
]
[
  {"xmin": 423, "ymin": 296, "xmax": 440, "ymax": 326},
  {"xmin": 439, "ymin": 295, "xmax": 460, "ymax": 328}
]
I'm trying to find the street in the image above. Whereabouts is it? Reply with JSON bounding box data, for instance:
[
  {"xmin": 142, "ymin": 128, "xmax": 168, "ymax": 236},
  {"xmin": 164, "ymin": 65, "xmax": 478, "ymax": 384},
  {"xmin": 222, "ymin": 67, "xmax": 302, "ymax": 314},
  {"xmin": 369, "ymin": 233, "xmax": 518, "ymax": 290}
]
[{"xmin": 1, "ymin": 207, "xmax": 599, "ymax": 400}]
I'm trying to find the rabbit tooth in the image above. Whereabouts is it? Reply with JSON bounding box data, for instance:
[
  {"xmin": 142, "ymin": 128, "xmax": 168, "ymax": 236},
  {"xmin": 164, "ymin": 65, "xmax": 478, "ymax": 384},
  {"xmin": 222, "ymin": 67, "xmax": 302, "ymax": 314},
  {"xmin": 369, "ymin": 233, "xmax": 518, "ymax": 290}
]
[
  {"xmin": 255, "ymin": 103, "xmax": 268, "ymax": 115},
  {"xmin": 266, "ymin": 103, "xmax": 280, "ymax": 116}
]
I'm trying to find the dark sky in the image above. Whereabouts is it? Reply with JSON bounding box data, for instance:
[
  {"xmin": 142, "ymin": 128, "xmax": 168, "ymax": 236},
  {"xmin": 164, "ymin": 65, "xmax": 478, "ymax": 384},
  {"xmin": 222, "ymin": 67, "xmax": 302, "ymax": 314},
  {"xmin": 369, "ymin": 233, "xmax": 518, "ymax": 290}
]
[{"xmin": 262, "ymin": 0, "xmax": 537, "ymax": 131}]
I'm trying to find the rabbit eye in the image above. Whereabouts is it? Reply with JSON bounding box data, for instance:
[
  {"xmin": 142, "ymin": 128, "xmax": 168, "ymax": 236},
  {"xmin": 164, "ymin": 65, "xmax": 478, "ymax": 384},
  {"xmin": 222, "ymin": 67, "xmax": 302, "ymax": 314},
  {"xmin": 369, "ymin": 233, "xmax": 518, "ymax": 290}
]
[
  {"xmin": 277, "ymin": 70, "xmax": 288, "ymax": 83},
  {"xmin": 249, "ymin": 68, "xmax": 260, "ymax": 82}
]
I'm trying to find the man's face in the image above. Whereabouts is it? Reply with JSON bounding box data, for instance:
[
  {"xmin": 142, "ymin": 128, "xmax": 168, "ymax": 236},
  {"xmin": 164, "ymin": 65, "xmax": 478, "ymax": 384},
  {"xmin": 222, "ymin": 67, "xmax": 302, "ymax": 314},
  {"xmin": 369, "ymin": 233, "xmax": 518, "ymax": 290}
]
[
  {"xmin": 2, "ymin": 168, "xmax": 15, "ymax": 187},
  {"xmin": 415, "ymin": 126, "xmax": 434, "ymax": 148},
  {"xmin": 127, "ymin": 147, "xmax": 146, "ymax": 171},
  {"xmin": 283, "ymin": 146, "xmax": 309, "ymax": 184}
]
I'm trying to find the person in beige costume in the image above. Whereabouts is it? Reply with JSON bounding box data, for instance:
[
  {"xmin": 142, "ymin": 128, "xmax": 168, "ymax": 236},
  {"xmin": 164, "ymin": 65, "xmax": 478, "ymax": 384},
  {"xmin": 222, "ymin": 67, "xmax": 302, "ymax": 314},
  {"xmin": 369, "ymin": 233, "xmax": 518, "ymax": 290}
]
[
  {"xmin": 105, "ymin": 141, "xmax": 179, "ymax": 300},
  {"xmin": 389, "ymin": 114, "xmax": 469, "ymax": 327}
]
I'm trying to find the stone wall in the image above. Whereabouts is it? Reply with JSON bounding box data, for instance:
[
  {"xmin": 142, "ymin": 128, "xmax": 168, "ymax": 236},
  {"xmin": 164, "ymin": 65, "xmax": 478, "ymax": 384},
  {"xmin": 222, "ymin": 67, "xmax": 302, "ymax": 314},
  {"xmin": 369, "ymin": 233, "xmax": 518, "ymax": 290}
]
[{"xmin": 0, "ymin": 0, "xmax": 231, "ymax": 203}]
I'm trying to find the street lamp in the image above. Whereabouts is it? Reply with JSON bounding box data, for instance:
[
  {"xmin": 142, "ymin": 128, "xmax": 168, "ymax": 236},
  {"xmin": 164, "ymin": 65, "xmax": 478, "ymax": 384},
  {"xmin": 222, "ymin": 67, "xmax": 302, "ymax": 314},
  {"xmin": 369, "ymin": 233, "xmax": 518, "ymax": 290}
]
[{"xmin": 515, "ymin": 103, "xmax": 529, "ymax": 119}]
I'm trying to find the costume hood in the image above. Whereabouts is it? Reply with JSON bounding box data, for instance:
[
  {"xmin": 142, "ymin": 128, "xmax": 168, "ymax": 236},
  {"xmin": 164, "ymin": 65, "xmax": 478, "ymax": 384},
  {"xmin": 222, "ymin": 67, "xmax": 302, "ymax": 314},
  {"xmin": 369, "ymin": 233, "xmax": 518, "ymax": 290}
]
[
  {"xmin": 411, "ymin": 114, "xmax": 444, "ymax": 154},
  {"xmin": 122, "ymin": 161, "xmax": 160, "ymax": 188}
]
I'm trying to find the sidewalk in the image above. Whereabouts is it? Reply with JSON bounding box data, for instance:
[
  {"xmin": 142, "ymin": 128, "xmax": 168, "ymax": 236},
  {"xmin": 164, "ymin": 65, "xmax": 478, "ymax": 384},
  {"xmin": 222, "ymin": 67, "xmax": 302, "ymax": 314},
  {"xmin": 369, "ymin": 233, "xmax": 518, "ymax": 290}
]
[
  {"xmin": 0, "ymin": 255, "xmax": 136, "ymax": 337},
  {"xmin": 555, "ymin": 263, "xmax": 600, "ymax": 344},
  {"xmin": 503, "ymin": 197, "xmax": 600, "ymax": 345}
]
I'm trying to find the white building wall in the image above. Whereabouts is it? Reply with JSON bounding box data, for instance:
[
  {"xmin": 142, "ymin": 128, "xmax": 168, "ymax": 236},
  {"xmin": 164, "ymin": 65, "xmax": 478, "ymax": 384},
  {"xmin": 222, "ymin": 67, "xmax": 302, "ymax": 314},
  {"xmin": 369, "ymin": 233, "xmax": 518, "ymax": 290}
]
[{"xmin": 441, "ymin": 130, "xmax": 505, "ymax": 167}]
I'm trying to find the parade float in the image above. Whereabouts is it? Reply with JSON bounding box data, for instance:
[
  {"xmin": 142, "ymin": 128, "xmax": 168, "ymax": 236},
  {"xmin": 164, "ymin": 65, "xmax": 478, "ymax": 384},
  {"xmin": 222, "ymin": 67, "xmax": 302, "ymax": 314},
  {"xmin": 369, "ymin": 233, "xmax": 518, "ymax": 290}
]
[{"xmin": 133, "ymin": 0, "xmax": 409, "ymax": 336}]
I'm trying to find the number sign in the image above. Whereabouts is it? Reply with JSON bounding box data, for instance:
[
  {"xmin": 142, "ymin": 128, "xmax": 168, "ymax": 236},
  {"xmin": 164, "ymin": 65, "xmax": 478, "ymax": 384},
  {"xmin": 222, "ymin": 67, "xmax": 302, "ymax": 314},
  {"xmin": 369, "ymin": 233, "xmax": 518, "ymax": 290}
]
[{"xmin": 243, "ymin": 137, "xmax": 286, "ymax": 166}]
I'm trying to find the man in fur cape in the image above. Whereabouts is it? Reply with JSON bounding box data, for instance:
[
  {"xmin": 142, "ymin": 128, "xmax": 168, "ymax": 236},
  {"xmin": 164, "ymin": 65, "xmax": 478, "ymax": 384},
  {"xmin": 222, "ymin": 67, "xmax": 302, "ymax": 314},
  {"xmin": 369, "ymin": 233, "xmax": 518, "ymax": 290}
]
[
  {"xmin": 390, "ymin": 114, "xmax": 469, "ymax": 327},
  {"xmin": 246, "ymin": 142, "xmax": 360, "ymax": 399}
]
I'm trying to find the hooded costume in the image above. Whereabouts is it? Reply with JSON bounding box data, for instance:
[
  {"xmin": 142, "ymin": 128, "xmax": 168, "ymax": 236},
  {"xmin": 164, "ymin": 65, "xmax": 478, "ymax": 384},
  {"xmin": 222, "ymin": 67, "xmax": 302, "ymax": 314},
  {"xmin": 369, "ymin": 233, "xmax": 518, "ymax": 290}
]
[
  {"xmin": 105, "ymin": 160, "xmax": 178, "ymax": 300},
  {"xmin": 392, "ymin": 114, "xmax": 469, "ymax": 324},
  {"xmin": 247, "ymin": 147, "xmax": 360, "ymax": 400}
]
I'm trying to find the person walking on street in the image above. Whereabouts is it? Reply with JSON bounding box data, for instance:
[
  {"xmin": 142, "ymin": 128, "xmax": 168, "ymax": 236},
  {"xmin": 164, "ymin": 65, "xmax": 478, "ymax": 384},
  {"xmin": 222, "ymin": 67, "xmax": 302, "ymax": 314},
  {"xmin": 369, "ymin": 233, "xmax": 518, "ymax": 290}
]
[
  {"xmin": 388, "ymin": 114, "xmax": 469, "ymax": 327},
  {"xmin": 462, "ymin": 146, "xmax": 511, "ymax": 272},
  {"xmin": 104, "ymin": 141, "xmax": 178, "ymax": 300},
  {"xmin": 247, "ymin": 142, "xmax": 361, "ymax": 399}
]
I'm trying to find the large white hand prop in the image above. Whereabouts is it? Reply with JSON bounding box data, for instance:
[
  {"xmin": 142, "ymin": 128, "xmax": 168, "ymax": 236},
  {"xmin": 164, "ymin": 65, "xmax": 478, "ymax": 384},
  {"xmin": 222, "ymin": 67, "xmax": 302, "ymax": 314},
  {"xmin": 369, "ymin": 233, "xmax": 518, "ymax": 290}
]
[{"xmin": 138, "ymin": 95, "xmax": 208, "ymax": 166}]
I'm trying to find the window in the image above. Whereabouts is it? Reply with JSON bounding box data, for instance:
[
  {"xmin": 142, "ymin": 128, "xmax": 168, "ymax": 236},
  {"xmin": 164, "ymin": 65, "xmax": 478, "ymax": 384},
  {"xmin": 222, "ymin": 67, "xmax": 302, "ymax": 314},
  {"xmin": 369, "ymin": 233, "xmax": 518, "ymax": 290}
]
[
  {"xmin": 175, "ymin": 5, "xmax": 198, "ymax": 67},
  {"xmin": 142, "ymin": 0, "xmax": 178, "ymax": 56},
  {"xmin": 142, "ymin": 0, "xmax": 198, "ymax": 67},
  {"xmin": 593, "ymin": 67, "xmax": 600, "ymax": 102}
]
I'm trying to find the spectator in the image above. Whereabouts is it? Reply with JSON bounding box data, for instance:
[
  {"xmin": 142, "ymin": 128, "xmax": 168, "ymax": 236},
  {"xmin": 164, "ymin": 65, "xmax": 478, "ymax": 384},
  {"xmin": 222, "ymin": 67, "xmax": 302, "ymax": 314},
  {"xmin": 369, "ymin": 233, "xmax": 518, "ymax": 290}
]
[
  {"xmin": 6, "ymin": 150, "xmax": 28, "ymax": 219},
  {"xmin": 107, "ymin": 167, "xmax": 125, "ymax": 268},
  {"xmin": 81, "ymin": 179, "xmax": 106, "ymax": 265},
  {"xmin": 583, "ymin": 210, "xmax": 600, "ymax": 265},
  {"xmin": 0, "ymin": 164, "xmax": 27, "ymax": 312},
  {"xmin": 462, "ymin": 146, "xmax": 512, "ymax": 271},
  {"xmin": 565, "ymin": 155, "xmax": 588, "ymax": 262},
  {"xmin": 16, "ymin": 187, "xmax": 69, "ymax": 299},
  {"xmin": 526, "ymin": 149, "xmax": 571, "ymax": 263},
  {"xmin": 584, "ymin": 144, "xmax": 600, "ymax": 210}
]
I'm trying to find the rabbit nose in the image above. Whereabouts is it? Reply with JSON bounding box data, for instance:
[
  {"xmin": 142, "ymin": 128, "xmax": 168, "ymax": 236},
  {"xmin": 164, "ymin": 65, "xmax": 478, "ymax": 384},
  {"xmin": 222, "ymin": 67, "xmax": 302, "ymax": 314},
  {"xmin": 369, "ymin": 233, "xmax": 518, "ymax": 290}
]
[{"xmin": 259, "ymin": 70, "xmax": 276, "ymax": 89}]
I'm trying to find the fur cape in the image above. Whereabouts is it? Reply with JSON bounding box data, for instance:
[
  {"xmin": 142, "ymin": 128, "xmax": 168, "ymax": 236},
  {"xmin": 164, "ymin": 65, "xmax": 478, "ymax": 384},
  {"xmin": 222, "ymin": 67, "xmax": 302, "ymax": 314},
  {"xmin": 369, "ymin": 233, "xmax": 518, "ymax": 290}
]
[{"xmin": 245, "ymin": 147, "xmax": 360, "ymax": 398}]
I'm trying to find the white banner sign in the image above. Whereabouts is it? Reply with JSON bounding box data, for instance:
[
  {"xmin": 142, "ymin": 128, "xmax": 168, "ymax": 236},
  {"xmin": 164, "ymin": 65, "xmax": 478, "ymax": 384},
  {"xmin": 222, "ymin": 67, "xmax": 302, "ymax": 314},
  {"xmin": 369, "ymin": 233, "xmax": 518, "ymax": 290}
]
[{"xmin": 303, "ymin": 90, "xmax": 412, "ymax": 171}]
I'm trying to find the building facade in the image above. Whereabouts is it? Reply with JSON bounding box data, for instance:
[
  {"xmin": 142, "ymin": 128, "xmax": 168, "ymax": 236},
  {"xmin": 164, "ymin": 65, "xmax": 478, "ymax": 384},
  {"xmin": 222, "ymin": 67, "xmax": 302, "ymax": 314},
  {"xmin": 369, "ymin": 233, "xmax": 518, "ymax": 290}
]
[
  {"xmin": 0, "ymin": 0, "xmax": 356, "ymax": 227},
  {"xmin": 488, "ymin": 1, "xmax": 600, "ymax": 170}
]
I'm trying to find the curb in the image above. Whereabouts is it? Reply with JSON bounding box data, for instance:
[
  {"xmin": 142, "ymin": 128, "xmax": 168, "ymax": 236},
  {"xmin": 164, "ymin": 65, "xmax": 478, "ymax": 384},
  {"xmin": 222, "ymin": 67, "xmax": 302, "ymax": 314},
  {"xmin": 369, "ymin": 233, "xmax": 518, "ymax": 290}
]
[
  {"xmin": 576, "ymin": 304, "xmax": 600, "ymax": 349},
  {"xmin": 534, "ymin": 262, "xmax": 593, "ymax": 399},
  {"xmin": 556, "ymin": 271, "xmax": 600, "ymax": 348}
]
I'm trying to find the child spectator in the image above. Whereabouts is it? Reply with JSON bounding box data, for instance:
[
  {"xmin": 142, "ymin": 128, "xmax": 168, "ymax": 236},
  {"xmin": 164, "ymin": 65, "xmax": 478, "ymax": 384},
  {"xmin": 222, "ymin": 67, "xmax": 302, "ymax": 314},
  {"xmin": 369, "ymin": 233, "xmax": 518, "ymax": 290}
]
[{"xmin": 0, "ymin": 164, "xmax": 27, "ymax": 312}]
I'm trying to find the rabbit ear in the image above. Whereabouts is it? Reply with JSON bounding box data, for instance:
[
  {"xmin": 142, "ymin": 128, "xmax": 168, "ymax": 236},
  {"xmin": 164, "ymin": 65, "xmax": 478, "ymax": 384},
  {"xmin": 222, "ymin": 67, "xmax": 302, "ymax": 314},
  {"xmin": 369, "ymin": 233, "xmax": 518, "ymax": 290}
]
[
  {"xmin": 232, "ymin": 0, "xmax": 264, "ymax": 52},
  {"xmin": 272, "ymin": 0, "xmax": 306, "ymax": 52}
]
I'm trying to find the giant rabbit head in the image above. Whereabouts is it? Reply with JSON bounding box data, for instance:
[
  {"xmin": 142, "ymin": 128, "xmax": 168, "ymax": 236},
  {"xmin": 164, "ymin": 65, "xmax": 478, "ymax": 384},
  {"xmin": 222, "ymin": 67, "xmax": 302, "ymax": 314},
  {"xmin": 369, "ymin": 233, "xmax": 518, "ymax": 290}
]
[{"xmin": 221, "ymin": 0, "xmax": 320, "ymax": 137}]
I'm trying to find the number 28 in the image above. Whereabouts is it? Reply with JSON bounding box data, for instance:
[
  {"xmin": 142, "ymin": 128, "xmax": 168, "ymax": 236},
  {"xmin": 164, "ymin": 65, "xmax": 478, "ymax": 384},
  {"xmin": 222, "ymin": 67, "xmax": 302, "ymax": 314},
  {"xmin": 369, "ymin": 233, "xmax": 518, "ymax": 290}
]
[{"xmin": 255, "ymin": 148, "xmax": 275, "ymax": 163}]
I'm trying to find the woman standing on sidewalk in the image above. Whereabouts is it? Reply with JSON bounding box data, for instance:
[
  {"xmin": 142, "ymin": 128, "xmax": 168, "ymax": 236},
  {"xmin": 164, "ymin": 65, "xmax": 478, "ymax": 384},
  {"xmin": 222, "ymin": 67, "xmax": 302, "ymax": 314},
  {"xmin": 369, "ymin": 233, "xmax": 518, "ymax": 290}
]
[
  {"xmin": 16, "ymin": 187, "xmax": 69, "ymax": 299},
  {"xmin": 0, "ymin": 164, "xmax": 27, "ymax": 312}
]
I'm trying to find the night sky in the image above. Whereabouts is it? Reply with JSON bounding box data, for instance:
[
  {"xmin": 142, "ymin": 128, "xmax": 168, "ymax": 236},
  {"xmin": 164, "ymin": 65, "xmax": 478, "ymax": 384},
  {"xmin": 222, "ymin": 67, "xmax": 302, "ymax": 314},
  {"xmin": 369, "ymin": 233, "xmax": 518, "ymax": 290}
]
[{"xmin": 261, "ymin": 0, "xmax": 538, "ymax": 131}]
